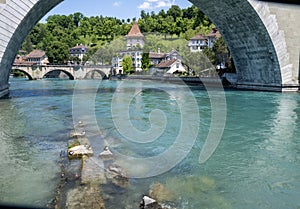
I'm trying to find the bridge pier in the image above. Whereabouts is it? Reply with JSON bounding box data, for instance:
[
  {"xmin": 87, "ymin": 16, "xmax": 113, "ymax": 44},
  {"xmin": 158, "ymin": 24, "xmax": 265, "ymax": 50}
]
[{"xmin": 0, "ymin": 85, "xmax": 9, "ymax": 98}]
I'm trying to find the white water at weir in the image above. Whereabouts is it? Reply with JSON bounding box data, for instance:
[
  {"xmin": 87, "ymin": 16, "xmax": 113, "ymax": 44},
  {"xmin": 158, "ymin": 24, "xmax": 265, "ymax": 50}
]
[{"xmin": 0, "ymin": 78, "xmax": 300, "ymax": 208}]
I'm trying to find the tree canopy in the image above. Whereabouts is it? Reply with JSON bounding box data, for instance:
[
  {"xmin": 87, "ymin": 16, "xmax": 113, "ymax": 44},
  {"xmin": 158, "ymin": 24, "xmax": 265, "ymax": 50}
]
[{"xmin": 21, "ymin": 5, "xmax": 216, "ymax": 64}]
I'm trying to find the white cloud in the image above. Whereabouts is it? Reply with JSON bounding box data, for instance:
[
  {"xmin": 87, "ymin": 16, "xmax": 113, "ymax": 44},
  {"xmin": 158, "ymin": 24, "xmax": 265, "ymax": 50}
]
[
  {"xmin": 138, "ymin": 0, "xmax": 175, "ymax": 10},
  {"xmin": 138, "ymin": 2, "xmax": 152, "ymax": 9},
  {"xmin": 113, "ymin": 1, "xmax": 122, "ymax": 7}
]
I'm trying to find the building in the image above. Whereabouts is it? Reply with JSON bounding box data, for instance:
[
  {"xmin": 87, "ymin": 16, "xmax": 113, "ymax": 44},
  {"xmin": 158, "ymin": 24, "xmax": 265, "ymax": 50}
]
[
  {"xmin": 188, "ymin": 28, "xmax": 221, "ymax": 52},
  {"xmin": 125, "ymin": 21, "xmax": 145, "ymax": 50},
  {"xmin": 112, "ymin": 22, "xmax": 144, "ymax": 73},
  {"xmin": 113, "ymin": 49, "xmax": 143, "ymax": 74},
  {"xmin": 149, "ymin": 49, "xmax": 182, "ymax": 65},
  {"xmin": 14, "ymin": 49, "xmax": 49, "ymax": 65},
  {"xmin": 154, "ymin": 59, "xmax": 186, "ymax": 75},
  {"xmin": 69, "ymin": 44, "xmax": 88, "ymax": 61}
]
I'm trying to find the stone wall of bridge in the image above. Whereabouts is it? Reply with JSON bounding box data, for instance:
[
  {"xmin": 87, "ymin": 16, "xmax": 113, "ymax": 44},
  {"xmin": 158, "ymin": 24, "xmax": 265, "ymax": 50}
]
[
  {"xmin": 190, "ymin": 0, "xmax": 300, "ymax": 91},
  {"xmin": 11, "ymin": 65, "xmax": 112, "ymax": 80}
]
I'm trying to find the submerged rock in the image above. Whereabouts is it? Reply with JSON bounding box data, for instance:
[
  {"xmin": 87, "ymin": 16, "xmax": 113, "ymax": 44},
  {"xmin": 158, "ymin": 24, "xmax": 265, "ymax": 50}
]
[
  {"xmin": 140, "ymin": 196, "xmax": 160, "ymax": 209},
  {"xmin": 149, "ymin": 182, "xmax": 176, "ymax": 203},
  {"xmin": 66, "ymin": 185, "xmax": 106, "ymax": 209},
  {"xmin": 68, "ymin": 144, "xmax": 93, "ymax": 159},
  {"xmin": 105, "ymin": 164, "xmax": 129, "ymax": 188},
  {"xmin": 81, "ymin": 156, "xmax": 107, "ymax": 185},
  {"xmin": 99, "ymin": 146, "xmax": 113, "ymax": 161},
  {"xmin": 70, "ymin": 130, "xmax": 86, "ymax": 138}
]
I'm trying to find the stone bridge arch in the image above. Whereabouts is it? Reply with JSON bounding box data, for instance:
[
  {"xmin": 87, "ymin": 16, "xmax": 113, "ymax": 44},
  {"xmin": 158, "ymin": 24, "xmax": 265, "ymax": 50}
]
[
  {"xmin": 84, "ymin": 69, "xmax": 108, "ymax": 79},
  {"xmin": 0, "ymin": 0, "xmax": 299, "ymax": 96},
  {"xmin": 42, "ymin": 69, "xmax": 75, "ymax": 80},
  {"xmin": 11, "ymin": 68, "xmax": 33, "ymax": 80}
]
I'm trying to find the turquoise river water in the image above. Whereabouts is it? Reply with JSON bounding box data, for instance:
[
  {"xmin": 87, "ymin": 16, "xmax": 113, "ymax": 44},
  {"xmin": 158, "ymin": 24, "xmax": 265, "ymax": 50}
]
[{"xmin": 0, "ymin": 78, "xmax": 300, "ymax": 209}]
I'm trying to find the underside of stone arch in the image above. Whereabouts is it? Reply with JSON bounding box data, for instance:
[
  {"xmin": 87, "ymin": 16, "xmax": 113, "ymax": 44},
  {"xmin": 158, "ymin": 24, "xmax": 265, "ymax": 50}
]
[{"xmin": 0, "ymin": 0, "xmax": 299, "ymax": 96}]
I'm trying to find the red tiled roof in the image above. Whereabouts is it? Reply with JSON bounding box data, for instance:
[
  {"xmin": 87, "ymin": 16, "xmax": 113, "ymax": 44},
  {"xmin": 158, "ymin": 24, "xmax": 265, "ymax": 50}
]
[
  {"xmin": 71, "ymin": 44, "xmax": 88, "ymax": 50},
  {"xmin": 156, "ymin": 59, "xmax": 177, "ymax": 68},
  {"xmin": 127, "ymin": 21, "xmax": 144, "ymax": 37},
  {"xmin": 149, "ymin": 52, "xmax": 166, "ymax": 59},
  {"xmin": 207, "ymin": 30, "xmax": 221, "ymax": 38},
  {"xmin": 26, "ymin": 50, "xmax": 46, "ymax": 59},
  {"xmin": 190, "ymin": 34, "xmax": 206, "ymax": 40}
]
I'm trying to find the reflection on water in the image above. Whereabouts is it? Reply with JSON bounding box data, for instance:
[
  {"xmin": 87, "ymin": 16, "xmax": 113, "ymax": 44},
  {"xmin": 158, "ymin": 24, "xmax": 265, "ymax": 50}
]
[{"xmin": 0, "ymin": 78, "xmax": 300, "ymax": 208}]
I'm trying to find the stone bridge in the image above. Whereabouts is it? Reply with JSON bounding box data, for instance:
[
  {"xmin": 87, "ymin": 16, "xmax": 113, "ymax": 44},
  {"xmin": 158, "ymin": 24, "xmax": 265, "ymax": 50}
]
[
  {"xmin": 0, "ymin": 0, "xmax": 300, "ymax": 97},
  {"xmin": 11, "ymin": 64, "xmax": 112, "ymax": 80}
]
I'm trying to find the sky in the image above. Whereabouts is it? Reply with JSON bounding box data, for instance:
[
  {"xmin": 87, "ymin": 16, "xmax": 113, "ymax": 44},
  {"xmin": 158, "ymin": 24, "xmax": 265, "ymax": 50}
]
[{"xmin": 41, "ymin": 0, "xmax": 193, "ymax": 22}]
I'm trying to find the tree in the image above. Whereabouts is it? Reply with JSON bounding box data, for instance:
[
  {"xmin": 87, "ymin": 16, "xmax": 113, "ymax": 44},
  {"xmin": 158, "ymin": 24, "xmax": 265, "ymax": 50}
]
[
  {"xmin": 23, "ymin": 36, "xmax": 33, "ymax": 53},
  {"xmin": 167, "ymin": 5, "xmax": 182, "ymax": 21},
  {"xmin": 122, "ymin": 55, "xmax": 133, "ymax": 74},
  {"xmin": 141, "ymin": 53, "xmax": 150, "ymax": 71},
  {"xmin": 72, "ymin": 12, "xmax": 84, "ymax": 28}
]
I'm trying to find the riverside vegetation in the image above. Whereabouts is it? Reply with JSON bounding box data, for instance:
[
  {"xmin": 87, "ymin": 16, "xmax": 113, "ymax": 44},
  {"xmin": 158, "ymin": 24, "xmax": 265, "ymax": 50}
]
[{"xmin": 20, "ymin": 5, "xmax": 234, "ymax": 74}]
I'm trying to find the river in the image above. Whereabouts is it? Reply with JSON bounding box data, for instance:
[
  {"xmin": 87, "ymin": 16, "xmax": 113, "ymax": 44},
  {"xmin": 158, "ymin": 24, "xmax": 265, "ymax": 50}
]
[{"xmin": 0, "ymin": 78, "xmax": 300, "ymax": 208}]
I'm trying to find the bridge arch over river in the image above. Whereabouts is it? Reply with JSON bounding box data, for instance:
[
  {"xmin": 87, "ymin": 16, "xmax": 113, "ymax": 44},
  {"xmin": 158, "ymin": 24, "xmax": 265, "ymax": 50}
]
[
  {"xmin": 0, "ymin": 0, "xmax": 299, "ymax": 97},
  {"xmin": 11, "ymin": 65, "xmax": 112, "ymax": 80}
]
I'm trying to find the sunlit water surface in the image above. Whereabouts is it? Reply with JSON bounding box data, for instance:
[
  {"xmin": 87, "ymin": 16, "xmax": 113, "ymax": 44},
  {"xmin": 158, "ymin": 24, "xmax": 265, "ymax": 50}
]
[{"xmin": 0, "ymin": 78, "xmax": 300, "ymax": 208}]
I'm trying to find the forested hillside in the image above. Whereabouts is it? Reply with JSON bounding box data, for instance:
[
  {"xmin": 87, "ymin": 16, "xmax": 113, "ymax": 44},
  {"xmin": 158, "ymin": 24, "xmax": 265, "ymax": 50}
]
[{"xmin": 21, "ymin": 5, "xmax": 217, "ymax": 63}]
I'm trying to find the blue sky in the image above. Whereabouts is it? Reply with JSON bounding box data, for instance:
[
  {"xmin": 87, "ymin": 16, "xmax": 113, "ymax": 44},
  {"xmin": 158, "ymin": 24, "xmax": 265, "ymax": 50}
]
[{"xmin": 41, "ymin": 0, "xmax": 193, "ymax": 22}]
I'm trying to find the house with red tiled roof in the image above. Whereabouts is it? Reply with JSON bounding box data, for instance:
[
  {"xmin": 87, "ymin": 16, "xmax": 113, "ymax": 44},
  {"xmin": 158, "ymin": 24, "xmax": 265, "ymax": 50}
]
[
  {"xmin": 154, "ymin": 59, "xmax": 186, "ymax": 75},
  {"xmin": 15, "ymin": 49, "xmax": 49, "ymax": 65},
  {"xmin": 125, "ymin": 21, "xmax": 145, "ymax": 50},
  {"xmin": 188, "ymin": 28, "xmax": 221, "ymax": 52},
  {"xmin": 113, "ymin": 22, "xmax": 144, "ymax": 73},
  {"xmin": 149, "ymin": 48, "xmax": 182, "ymax": 65},
  {"xmin": 69, "ymin": 44, "xmax": 88, "ymax": 62}
]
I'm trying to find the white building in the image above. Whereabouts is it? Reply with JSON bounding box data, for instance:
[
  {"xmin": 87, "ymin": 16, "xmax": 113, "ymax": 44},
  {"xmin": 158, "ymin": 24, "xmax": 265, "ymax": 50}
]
[
  {"xmin": 113, "ymin": 49, "xmax": 143, "ymax": 74},
  {"xmin": 188, "ymin": 28, "xmax": 221, "ymax": 52},
  {"xmin": 155, "ymin": 59, "xmax": 186, "ymax": 75},
  {"xmin": 25, "ymin": 50, "xmax": 49, "ymax": 65},
  {"xmin": 69, "ymin": 44, "xmax": 88, "ymax": 61}
]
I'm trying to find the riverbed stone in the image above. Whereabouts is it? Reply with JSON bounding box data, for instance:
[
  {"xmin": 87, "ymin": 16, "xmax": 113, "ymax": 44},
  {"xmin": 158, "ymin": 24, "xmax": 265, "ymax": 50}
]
[
  {"xmin": 81, "ymin": 156, "xmax": 107, "ymax": 185},
  {"xmin": 105, "ymin": 164, "xmax": 129, "ymax": 188},
  {"xmin": 140, "ymin": 196, "xmax": 159, "ymax": 209},
  {"xmin": 66, "ymin": 185, "xmax": 106, "ymax": 209},
  {"xmin": 70, "ymin": 130, "xmax": 86, "ymax": 138},
  {"xmin": 149, "ymin": 182, "xmax": 176, "ymax": 203},
  {"xmin": 68, "ymin": 144, "xmax": 93, "ymax": 159},
  {"xmin": 99, "ymin": 146, "xmax": 113, "ymax": 161}
]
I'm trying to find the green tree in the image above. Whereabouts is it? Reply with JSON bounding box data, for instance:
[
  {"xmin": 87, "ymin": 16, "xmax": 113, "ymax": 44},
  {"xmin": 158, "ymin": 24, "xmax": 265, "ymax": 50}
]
[
  {"xmin": 141, "ymin": 52, "xmax": 150, "ymax": 71},
  {"xmin": 122, "ymin": 55, "xmax": 133, "ymax": 74},
  {"xmin": 72, "ymin": 12, "xmax": 84, "ymax": 28}
]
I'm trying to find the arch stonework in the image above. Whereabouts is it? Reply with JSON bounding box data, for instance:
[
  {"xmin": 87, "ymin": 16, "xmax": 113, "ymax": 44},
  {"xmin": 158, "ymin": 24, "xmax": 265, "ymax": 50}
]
[
  {"xmin": 43, "ymin": 69, "xmax": 75, "ymax": 80},
  {"xmin": 0, "ymin": 0, "xmax": 299, "ymax": 97}
]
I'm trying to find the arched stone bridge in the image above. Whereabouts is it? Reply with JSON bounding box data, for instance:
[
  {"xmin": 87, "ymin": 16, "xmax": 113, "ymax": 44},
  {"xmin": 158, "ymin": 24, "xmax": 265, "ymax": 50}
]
[
  {"xmin": 0, "ymin": 0, "xmax": 300, "ymax": 97},
  {"xmin": 11, "ymin": 64, "xmax": 112, "ymax": 80}
]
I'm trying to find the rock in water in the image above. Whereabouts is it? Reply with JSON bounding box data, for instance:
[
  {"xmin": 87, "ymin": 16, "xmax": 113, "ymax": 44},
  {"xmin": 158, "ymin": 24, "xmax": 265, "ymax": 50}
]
[
  {"xmin": 105, "ymin": 164, "xmax": 129, "ymax": 188},
  {"xmin": 68, "ymin": 145, "xmax": 93, "ymax": 159},
  {"xmin": 70, "ymin": 130, "xmax": 86, "ymax": 138},
  {"xmin": 66, "ymin": 185, "xmax": 106, "ymax": 209},
  {"xmin": 149, "ymin": 182, "xmax": 176, "ymax": 203},
  {"xmin": 140, "ymin": 196, "xmax": 161, "ymax": 209},
  {"xmin": 81, "ymin": 156, "xmax": 107, "ymax": 185},
  {"xmin": 99, "ymin": 146, "xmax": 113, "ymax": 161}
]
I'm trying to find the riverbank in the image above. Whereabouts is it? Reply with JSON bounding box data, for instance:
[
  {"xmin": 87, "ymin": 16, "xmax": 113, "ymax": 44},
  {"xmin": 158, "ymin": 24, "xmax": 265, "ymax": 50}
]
[{"xmin": 110, "ymin": 75, "xmax": 236, "ymax": 88}]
